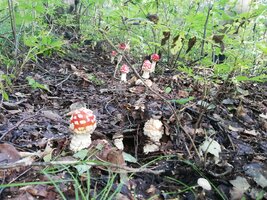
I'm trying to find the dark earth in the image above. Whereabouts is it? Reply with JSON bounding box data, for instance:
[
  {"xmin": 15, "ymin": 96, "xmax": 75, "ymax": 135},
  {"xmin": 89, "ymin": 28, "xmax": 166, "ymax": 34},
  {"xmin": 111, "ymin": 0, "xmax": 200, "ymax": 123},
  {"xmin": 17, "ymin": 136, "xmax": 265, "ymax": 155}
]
[{"xmin": 0, "ymin": 40, "xmax": 266, "ymax": 200}]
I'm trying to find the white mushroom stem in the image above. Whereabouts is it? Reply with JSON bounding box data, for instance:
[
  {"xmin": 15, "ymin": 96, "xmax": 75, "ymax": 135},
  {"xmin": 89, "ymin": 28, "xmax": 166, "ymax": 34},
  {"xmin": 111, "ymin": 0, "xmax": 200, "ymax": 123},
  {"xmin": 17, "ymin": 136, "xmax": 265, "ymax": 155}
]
[
  {"xmin": 114, "ymin": 55, "xmax": 123, "ymax": 78},
  {"xmin": 70, "ymin": 133, "xmax": 92, "ymax": 152},
  {"xmin": 142, "ymin": 71, "xmax": 150, "ymax": 79},
  {"xmin": 143, "ymin": 142, "xmax": 160, "ymax": 154},
  {"xmin": 111, "ymin": 56, "xmax": 115, "ymax": 63},
  {"xmin": 120, "ymin": 73, "xmax": 127, "ymax": 82},
  {"xmin": 151, "ymin": 61, "xmax": 156, "ymax": 73}
]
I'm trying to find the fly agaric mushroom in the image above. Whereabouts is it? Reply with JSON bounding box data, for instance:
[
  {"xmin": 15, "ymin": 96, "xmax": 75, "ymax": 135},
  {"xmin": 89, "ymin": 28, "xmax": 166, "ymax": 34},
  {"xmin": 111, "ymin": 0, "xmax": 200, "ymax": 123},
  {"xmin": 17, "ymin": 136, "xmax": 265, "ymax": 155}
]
[
  {"xmin": 110, "ymin": 50, "xmax": 117, "ymax": 63},
  {"xmin": 142, "ymin": 60, "xmax": 152, "ymax": 79},
  {"xmin": 143, "ymin": 118, "xmax": 164, "ymax": 154},
  {"xmin": 150, "ymin": 53, "xmax": 160, "ymax": 73},
  {"xmin": 69, "ymin": 108, "xmax": 96, "ymax": 152},
  {"xmin": 120, "ymin": 64, "xmax": 129, "ymax": 82},
  {"xmin": 114, "ymin": 42, "xmax": 130, "ymax": 78},
  {"xmin": 118, "ymin": 43, "xmax": 130, "ymax": 52}
]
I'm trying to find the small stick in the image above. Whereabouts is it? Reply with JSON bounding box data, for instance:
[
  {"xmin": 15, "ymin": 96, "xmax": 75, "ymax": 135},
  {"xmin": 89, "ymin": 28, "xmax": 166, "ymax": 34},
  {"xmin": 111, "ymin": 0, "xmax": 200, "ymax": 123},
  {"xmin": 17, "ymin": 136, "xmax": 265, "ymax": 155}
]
[
  {"xmin": 0, "ymin": 111, "xmax": 41, "ymax": 141},
  {"xmin": 0, "ymin": 159, "xmax": 164, "ymax": 175}
]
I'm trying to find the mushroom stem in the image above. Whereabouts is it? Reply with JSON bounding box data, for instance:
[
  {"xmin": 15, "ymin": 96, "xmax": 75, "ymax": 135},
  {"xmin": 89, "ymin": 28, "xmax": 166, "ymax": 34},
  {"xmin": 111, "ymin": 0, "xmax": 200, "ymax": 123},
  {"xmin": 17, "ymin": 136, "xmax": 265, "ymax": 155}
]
[
  {"xmin": 111, "ymin": 56, "xmax": 115, "ymax": 63},
  {"xmin": 120, "ymin": 73, "xmax": 127, "ymax": 82},
  {"xmin": 114, "ymin": 55, "xmax": 122, "ymax": 78},
  {"xmin": 70, "ymin": 133, "xmax": 92, "ymax": 152},
  {"xmin": 142, "ymin": 71, "xmax": 150, "ymax": 79},
  {"xmin": 151, "ymin": 61, "xmax": 156, "ymax": 73}
]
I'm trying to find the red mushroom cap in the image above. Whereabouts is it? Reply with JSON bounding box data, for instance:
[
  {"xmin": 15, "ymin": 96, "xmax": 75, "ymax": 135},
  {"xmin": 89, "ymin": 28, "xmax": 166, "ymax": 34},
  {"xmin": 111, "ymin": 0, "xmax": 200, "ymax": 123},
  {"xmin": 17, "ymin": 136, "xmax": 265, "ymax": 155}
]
[
  {"xmin": 69, "ymin": 108, "xmax": 96, "ymax": 134},
  {"xmin": 118, "ymin": 43, "xmax": 129, "ymax": 51},
  {"xmin": 151, "ymin": 53, "xmax": 160, "ymax": 62},
  {"xmin": 142, "ymin": 60, "xmax": 152, "ymax": 70},
  {"xmin": 111, "ymin": 50, "xmax": 117, "ymax": 57},
  {"xmin": 120, "ymin": 64, "xmax": 129, "ymax": 73}
]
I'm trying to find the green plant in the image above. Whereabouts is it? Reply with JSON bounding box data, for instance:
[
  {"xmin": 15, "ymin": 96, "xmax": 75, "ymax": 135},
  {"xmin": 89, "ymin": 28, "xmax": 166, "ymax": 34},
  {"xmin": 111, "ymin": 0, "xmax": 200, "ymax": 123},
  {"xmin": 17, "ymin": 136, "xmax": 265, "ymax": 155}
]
[{"xmin": 26, "ymin": 76, "xmax": 49, "ymax": 91}]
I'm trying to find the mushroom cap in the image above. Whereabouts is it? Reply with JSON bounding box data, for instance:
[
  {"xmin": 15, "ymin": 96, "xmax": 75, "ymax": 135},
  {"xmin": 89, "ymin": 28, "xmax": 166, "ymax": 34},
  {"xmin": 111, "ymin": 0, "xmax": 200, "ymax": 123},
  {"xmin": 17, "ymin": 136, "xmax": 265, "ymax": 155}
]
[
  {"xmin": 120, "ymin": 64, "xmax": 129, "ymax": 73},
  {"xmin": 142, "ymin": 60, "xmax": 152, "ymax": 71},
  {"xmin": 197, "ymin": 178, "xmax": 212, "ymax": 190},
  {"xmin": 118, "ymin": 43, "xmax": 129, "ymax": 51},
  {"xmin": 151, "ymin": 53, "xmax": 160, "ymax": 62},
  {"xmin": 111, "ymin": 50, "xmax": 117, "ymax": 57},
  {"xmin": 69, "ymin": 108, "xmax": 96, "ymax": 134}
]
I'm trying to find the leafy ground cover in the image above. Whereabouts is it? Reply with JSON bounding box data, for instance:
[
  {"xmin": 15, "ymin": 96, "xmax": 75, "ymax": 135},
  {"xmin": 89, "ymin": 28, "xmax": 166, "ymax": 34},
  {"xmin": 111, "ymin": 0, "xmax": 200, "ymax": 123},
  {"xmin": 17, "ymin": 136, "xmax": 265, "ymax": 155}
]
[{"xmin": 0, "ymin": 0, "xmax": 267, "ymax": 199}]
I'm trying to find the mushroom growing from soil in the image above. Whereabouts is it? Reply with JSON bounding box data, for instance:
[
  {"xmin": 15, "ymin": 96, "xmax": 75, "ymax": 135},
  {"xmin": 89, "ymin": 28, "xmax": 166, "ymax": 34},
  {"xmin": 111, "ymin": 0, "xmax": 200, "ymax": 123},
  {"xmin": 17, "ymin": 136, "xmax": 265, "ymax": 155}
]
[
  {"xmin": 69, "ymin": 108, "xmax": 97, "ymax": 152},
  {"xmin": 150, "ymin": 53, "xmax": 160, "ymax": 73},
  {"xmin": 142, "ymin": 60, "xmax": 152, "ymax": 79},
  {"xmin": 114, "ymin": 42, "xmax": 130, "ymax": 78},
  {"xmin": 143, "ymin": 118, "xmax": 164, "ymax": 154},
  {"xmin": 110, "ymin": 50, "xmax": 117, "ymax": 63},
  {"xmin": 120, "ymin": 64, "xmax": 129, "ymax": 82}
]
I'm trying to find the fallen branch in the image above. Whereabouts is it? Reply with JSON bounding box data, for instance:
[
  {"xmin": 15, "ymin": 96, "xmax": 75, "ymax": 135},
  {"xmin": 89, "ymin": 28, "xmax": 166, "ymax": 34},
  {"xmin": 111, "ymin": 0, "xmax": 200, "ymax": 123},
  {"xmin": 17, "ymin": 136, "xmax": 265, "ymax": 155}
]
[{"xmin": 0, "ymin": 159, "xmax": 164, "ymax": 175}]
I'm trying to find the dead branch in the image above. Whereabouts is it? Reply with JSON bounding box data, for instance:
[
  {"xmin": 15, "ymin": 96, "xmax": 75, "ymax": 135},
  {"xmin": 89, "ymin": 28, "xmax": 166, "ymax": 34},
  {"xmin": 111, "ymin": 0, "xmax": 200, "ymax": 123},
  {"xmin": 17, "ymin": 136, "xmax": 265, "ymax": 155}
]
[{"xmin": 0, "ymin": 159, "xmax": 164, "ymax": 175}]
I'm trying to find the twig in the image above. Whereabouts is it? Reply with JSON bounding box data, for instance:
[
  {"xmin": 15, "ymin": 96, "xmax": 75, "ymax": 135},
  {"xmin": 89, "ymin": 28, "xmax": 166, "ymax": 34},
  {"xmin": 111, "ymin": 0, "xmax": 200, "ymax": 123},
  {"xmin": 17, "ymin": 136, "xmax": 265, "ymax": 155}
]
[
  {"xmin": 7, "ymin": 0, "xmax": 18, "ymax": 58},
  {"xmin": 99, "ymin": 30, "xmax": 201, "ymax": 160},
  {"xmin": 0, "ymin": 160, "xmax": 164, "ymax": 175},
  {"xmin": 55, "ymin": 74, "xmax": 72, "ymax": 86},
  {"xmin": 200, "ymin": 3, "xmax": 213, "ymax": 56},
  {"xmin": 0, "ymin": 111, "xmax": 41, "ymax": 141}
]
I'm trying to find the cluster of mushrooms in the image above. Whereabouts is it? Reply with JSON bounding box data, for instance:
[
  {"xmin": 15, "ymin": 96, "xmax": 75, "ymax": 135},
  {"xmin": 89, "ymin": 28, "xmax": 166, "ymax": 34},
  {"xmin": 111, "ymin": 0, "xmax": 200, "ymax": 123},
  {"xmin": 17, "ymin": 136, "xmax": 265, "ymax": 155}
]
[
  {"xmin": 111, "ymin": 43, "xmax": 160, "ymax": 85},
  {"xmin": 68, "ymin": 42, "xmax": 163, "ymax": 154},
  {"xmin": 68, "ymin": 107, "xmax": 164, "ymax": 154}
]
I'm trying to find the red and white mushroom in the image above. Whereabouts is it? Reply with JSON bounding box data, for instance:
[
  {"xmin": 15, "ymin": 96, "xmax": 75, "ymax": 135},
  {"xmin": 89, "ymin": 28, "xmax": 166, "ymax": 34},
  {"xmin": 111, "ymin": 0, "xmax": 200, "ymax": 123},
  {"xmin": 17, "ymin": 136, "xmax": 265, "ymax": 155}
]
[
  {"xmin": 69, "ymin": 108, "xmax": 97, "ymax": 152},
  {"xmin": 150, "ymin": 53, "xmax": 160, "ymax": 73},
  {"xmin": 142, "ymin": 60, "xmax": 152, "ymax": 79},
  {"xmin": 110, "ymin": 50, "xmax": 117, "ymax": 63},
  {"xmin": 118, "ymin": 43, "xmax": 130, "ymax": 52},
  {"xmin": 120, "ymin": 64, "xmax": 129, "ymax": 82},
  {"xmin": 114, "ymin": 42, "xmax": 130, "ymax": 78}
]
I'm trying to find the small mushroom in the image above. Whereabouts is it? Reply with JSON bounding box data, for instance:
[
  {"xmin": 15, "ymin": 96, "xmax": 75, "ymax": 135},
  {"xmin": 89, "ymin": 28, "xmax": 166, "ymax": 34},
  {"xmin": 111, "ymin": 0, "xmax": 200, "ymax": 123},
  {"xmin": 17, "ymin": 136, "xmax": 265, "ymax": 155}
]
[
  {"xmin": 69, "ymin": 108, "xmax": 97, "ymax": 152},
  {"xmin": 142, "ymin": 60, "xmax": 152, "ymax": 79},
  {"xmin": 114, "ymin": 42, "xmax": 130, "ymax": 78},
  {"xmin": 120, "ymin": 64, "xmax": 129, "ymax": 82},
  {"xmin": 143, "ymin": 118, "xmax": 164, "ymax": 154},
  {"xmin": 197, "ymin": 178, "xmax": 212, "ymax": 191},
  {"xmin": 118, "ymin": 43, "xmax": 130, "ymax": 52},
  {"xmin": 113, "ymin": 133, "xmax": 124, "ymax": 150},
  {"xmin": 150, "ymin": 53, "xmax": 160, "ymax": 73},
  {"xmin": 110, "ymin": 50, "xmax": 117, "ymax": 63}
]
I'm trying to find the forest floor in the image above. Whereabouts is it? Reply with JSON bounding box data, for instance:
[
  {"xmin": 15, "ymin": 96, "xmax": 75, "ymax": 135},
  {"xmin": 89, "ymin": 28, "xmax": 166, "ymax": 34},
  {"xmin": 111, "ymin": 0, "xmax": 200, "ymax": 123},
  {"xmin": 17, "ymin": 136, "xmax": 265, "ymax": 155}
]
[{"xmin": 0, "ymin": 41, "xmax": 266, "ymax": 200}]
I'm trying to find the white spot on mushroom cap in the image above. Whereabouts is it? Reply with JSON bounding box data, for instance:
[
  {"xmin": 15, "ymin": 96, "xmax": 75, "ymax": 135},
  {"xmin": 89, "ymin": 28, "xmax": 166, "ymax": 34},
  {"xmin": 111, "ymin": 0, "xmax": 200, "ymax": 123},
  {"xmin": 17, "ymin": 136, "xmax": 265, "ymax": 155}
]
[
  {"xmin": 78, "ymin": 114, "xmax": 83, "ymax": 118},
  {"xmin": 79, "ymin": 120, "xmax": 87, "ymax": 124}
]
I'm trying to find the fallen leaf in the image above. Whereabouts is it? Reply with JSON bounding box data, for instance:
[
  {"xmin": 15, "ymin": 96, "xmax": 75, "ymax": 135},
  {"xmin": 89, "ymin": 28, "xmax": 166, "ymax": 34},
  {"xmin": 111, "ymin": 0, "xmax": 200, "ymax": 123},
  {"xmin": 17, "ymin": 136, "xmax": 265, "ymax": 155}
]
[
  {"xmin": 228, "ymin": 125, "xmax": 243, "ymax": 132},
  {"xmin": 0, "ymin": 143, "xmax": 21, "ymax": 163},
  {"xmin": 199, "ymin": 137, "xmax": 221, "ymax": 163},
  {"xmin": 42, "ymin": 110, "xmax": 62, "ymax": 121},
  {"xmin": 230, "ymin": 176, "xmax": 250, "ymax": 200},
  {"xmin": 122, "ymin": 152, "xmax": 137, "ymax": 163},
  {"xmin": 243, "ymin": 163, "xmax": 267, "ymax": 188},
  {"xmin": 259, "ymin": 113, "xmax": 267, "ymax": 119},
  {"xmin": 243, "ymin": 129, "xmax": 258, "ymax": 136}
]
